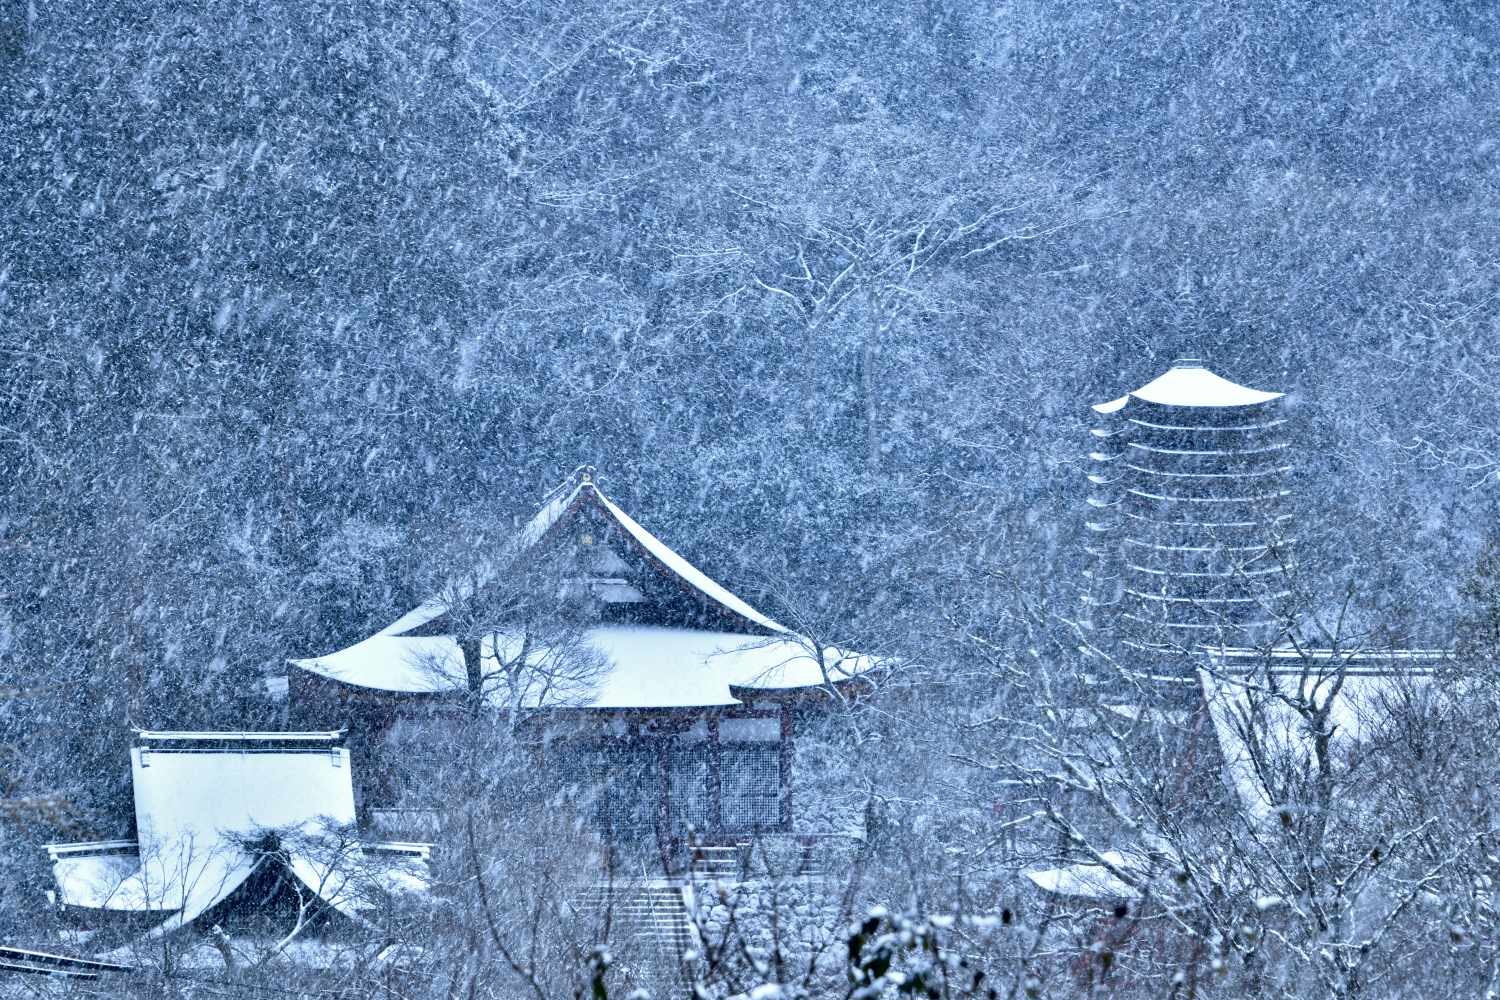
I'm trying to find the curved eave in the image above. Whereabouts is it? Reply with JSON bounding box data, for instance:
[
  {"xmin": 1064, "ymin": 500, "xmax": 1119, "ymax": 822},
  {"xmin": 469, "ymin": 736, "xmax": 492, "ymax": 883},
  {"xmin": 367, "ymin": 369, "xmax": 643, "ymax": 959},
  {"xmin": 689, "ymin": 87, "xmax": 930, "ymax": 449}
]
[
  {"xmin": 1122, "ymin": 463, "xmax": 1291, "ymax": 480},
  {"xmin": 1125, "ymin": 589, "xmax": 1291, "ymax": 604},
  {"xmin": 1125, "ymin": 537, "xmax": 1297, "ymax": 552},
  {"xmin": 48, "ymin": 850, "xmax": 180, "ymax": 913},
  {"xmin": 1126, "ymin": 563, "xmax": 1290, "ymax": 578},
  {"xmin": 1124, "ymin": 489, "xmax": 1291, "ymax": 504},
  {"xmin": 1122, "ymin": 511, "xmax": 1294, "ymax": 528},
  {"xmin": 719, "ymin": 643, "xmax": 885, "ymax": 707},
  {"xmin": 587, "ymin": 487, "xmax": 785, "ymax": 635},
  {"xmin": 1099, "ymin": 366, "xmax": 1284, "ymax": 410},
  {"xmin": 296, "ymin": 626, "xmax": 878, "ymax": 713},
  {"xmin": 291, "ymin": 667, "xmax": 457, "ymax": 706},
  {"xmin": 1122, "ymin": 613, "xmax": 1284, "ymax": 630},
  {"xmin": 1127, "ymin": 442, "xmax": 1289, "ymax": 457},
  {"xmin": 287, "ymin": 647, "xmax": 463, "ymax": 696},
  {"xmin": 1126, "ymin": 417, "xmax": 1287, "ymax": 433}
]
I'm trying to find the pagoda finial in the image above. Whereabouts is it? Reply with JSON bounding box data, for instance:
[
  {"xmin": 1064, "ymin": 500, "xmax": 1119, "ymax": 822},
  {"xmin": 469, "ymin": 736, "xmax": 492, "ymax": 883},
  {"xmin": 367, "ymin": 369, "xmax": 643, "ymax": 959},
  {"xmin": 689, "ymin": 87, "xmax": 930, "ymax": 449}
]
[{"xmin": 579, "ymin": 464, "xmax": 596, "ymax": 485}]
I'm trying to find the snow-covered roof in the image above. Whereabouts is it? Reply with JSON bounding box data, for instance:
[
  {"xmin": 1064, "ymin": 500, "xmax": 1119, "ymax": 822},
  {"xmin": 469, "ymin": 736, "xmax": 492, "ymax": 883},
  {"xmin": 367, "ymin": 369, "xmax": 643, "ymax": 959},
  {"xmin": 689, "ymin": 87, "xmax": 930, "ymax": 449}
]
[
  {"xmin": 376, "ymin": 470, "xmax": 785, "ymax": 637},
  {"xmin": 592, "ymin": 490, "xmax": 785, "ymax": 634},
  {"xmin": 370, "ymin": 477, "xmax": 591, "ymax": 639},
  {"xmin": 1206, "ymin": 646, "xmax": 1452, "ymax": 666},
  {"xmin": 49, "ymin": 849, "xmax": 158, "ymax": 911},
  {"xmin": 0, "ymin": 945, "xmax": 132, "ymax": 979},
  {"xmin": 1199, "ymin": 660, "xmax": 1439, "ymax": 826},
  {"xmin": 295, "ymin": 633, "xmax": 467, "ymax": 694},
  {"xmin": 1026, "ymin": 852, "xmax": 1142, "ymax": 901},
  {"xmin": 291, "ymin": 469, "xmax": 874, "ymax": 710},
  {"xmin": 297, "ymin": 624, "xmax": 873, "ymax": 710},
  {"xmin": 1093, "ymin": 362, "xmax": 1283, "ymax": 412},
  {"xmin": 49, "ymin": 732, "xmax": 427, "ymax": 941},
  {"xmin": 134, "ymin": 741, "xmax": 356, "ymax": 914},
  {"xmin": 506, "ymin": 625, "xmax": 870, "ymax": 707},
  {"xmin": 133, "ymin": 728, "xmax": 345, "ymax": 743}
]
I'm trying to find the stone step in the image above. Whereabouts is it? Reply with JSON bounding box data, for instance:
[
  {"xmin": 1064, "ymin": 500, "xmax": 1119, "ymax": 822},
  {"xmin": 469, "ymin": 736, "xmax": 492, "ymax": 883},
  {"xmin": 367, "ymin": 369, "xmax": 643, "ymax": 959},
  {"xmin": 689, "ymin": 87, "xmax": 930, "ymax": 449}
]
[{"xmin": 574, "ymin": 882, "xmax": 694, "ymax": 951}]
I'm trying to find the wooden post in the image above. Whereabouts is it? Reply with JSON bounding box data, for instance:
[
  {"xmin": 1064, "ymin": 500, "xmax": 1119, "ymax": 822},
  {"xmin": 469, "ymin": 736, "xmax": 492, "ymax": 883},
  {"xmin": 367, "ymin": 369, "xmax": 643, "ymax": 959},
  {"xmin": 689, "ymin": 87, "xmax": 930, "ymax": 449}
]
[
  {"xmin": 459, "ymin": 636, "xmax": 483, "ymax": 698},
  {"xmin": 779, "ymin": 703, "xmax": 794, "ymax": 830},
  {"xmin": 708, "ymin": 716, "xmax": 723, "ymax": 836},
  {"xmin": 654, "ymin": 736, "xmax": 676, "ymax": 875}
]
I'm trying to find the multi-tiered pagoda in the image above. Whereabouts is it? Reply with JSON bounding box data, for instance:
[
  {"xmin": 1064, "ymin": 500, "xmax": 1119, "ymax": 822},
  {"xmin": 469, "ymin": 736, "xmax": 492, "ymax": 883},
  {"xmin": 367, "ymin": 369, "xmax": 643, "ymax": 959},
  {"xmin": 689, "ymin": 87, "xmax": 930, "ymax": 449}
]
[{"xmin": 1086, "ymin": 361, "xmax": 1292, "ymax": 654}]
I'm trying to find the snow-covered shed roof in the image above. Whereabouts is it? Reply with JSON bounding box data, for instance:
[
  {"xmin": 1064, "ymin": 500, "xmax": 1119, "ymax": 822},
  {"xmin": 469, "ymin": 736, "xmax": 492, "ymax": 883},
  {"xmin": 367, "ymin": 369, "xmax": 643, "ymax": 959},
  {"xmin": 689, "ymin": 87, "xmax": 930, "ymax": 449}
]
[
  {"xmin": 1198, "ymin": 649, "xmax": 1445, "ymax": 826},
  {"xmin": 0, "ymin": 945, "xmax": 132, "ymax": 979},
  {"xmin": 46, "ymin": 731, "xmax": 427, "ymax": 941},
  {"xmin": 1030, "ymin": 647, "xmax": 1448, "ymax": 904},
  {"xmin": 290, "ymin": 469, "xmax": 875, "ymax": 710},
  {"xmin": 1025, "ymin": 851, "xmax": 1142, "ymax": 901},
  {"xmin": 1093, "ymin": 361, "xmax": 1283, "ymax": 413}
]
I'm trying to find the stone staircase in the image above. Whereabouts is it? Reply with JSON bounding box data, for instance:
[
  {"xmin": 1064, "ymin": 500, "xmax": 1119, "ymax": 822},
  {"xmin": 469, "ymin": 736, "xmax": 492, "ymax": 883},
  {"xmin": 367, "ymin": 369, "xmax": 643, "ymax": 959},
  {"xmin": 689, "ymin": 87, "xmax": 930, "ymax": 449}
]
[
  {"xmin": 686, "ymin": 844, "xmax": 742, "ymax": 880},
  {"xmin": 578, "ymin": 879, "xmax": 694, "ymax": 954},
  {"xmin": 570, "ymin": 838, "xmax": 854, "ymax": 956}
]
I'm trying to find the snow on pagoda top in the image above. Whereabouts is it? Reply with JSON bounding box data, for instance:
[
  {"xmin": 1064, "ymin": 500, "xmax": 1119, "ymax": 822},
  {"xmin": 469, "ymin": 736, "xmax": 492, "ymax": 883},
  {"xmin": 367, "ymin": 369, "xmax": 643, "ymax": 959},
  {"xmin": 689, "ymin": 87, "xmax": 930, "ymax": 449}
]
[
  {"xmin": 290, "ymin": 469, "xmax": 875, "ymax": 710},
  {"xmin": 1093, "ymin": 361, "xmax": 1283, "ymax": 412}
]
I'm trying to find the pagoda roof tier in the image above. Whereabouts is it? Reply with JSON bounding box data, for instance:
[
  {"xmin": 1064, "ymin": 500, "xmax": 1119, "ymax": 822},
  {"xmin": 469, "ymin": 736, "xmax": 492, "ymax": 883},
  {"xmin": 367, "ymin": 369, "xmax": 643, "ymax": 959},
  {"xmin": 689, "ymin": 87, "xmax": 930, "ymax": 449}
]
[
  {"xmin": 290, "ymin": 469, "xmax": 877, "ymax": 710},
  {"xmin": 1125, "ymin": 562, "xmax": 1290, "ymax": 579},
  {"xmin": 1093, "ymin": 361, "xmax": 1284, "ymax": 412},
  {"xmin": 1119, "ymin": 463, "xmax": 1292, "ymax": 480}
]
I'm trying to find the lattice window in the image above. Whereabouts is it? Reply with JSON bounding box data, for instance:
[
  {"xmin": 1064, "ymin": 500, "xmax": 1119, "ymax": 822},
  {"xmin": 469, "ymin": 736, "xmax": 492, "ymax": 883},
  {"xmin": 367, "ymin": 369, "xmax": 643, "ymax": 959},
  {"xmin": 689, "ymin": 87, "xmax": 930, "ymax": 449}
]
[
  {"xmin": 555, "ymin": 738, "xmax": 785, "ymax": 840},
  {"xmin": 666, "ymin": 744, "xmax": 711, "ymax": 834},
  {"xmin": 558, "ymin": 744, "xmax": 658, "ymax": 840},
  {"xmin": 720, "ymin": 746, "xmax": 781, "ymax": 831}
]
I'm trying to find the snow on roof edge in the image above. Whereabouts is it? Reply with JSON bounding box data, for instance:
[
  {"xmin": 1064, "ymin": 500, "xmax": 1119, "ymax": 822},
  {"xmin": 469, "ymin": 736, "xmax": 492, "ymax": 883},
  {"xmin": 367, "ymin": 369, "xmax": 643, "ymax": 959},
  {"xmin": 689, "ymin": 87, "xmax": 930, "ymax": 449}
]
[
  {"xmin": 1203, "ymin": 646, "xmax": 1452, "ymax": 662},
  {"xmin": 592, "ymin": 488, "xmax": 786, "ymax": 634},
  {"xmin": 1025, "ymin": 852, "xmax": 1142, "ymax": 900},
  {"xmin": 375, "ymin": 480, "xmax": 588, "ymax": 638},
  {"xmin": 1197, "ymin": 668, "xmax": 1276, "ymax": 825},
  {"xmin": 133, "ymin": 728, "xmax": 346, "ymax": 743}
]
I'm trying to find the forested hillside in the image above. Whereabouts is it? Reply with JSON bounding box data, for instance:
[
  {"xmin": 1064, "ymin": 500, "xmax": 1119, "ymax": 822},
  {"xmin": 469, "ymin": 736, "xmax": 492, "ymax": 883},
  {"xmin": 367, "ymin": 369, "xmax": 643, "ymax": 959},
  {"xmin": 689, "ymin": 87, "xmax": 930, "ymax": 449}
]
[{"xmin": 3, "ymin": 2, "xmax": 1500, "ymax": 994}]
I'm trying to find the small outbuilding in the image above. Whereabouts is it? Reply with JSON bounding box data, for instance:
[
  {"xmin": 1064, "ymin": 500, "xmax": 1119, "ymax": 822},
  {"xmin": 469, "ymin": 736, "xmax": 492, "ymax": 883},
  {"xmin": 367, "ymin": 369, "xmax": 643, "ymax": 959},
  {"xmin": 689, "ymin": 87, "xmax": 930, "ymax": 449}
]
[{"xmin": 44, "ymin": 729, "xmax": 427, "ymax": 954}]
